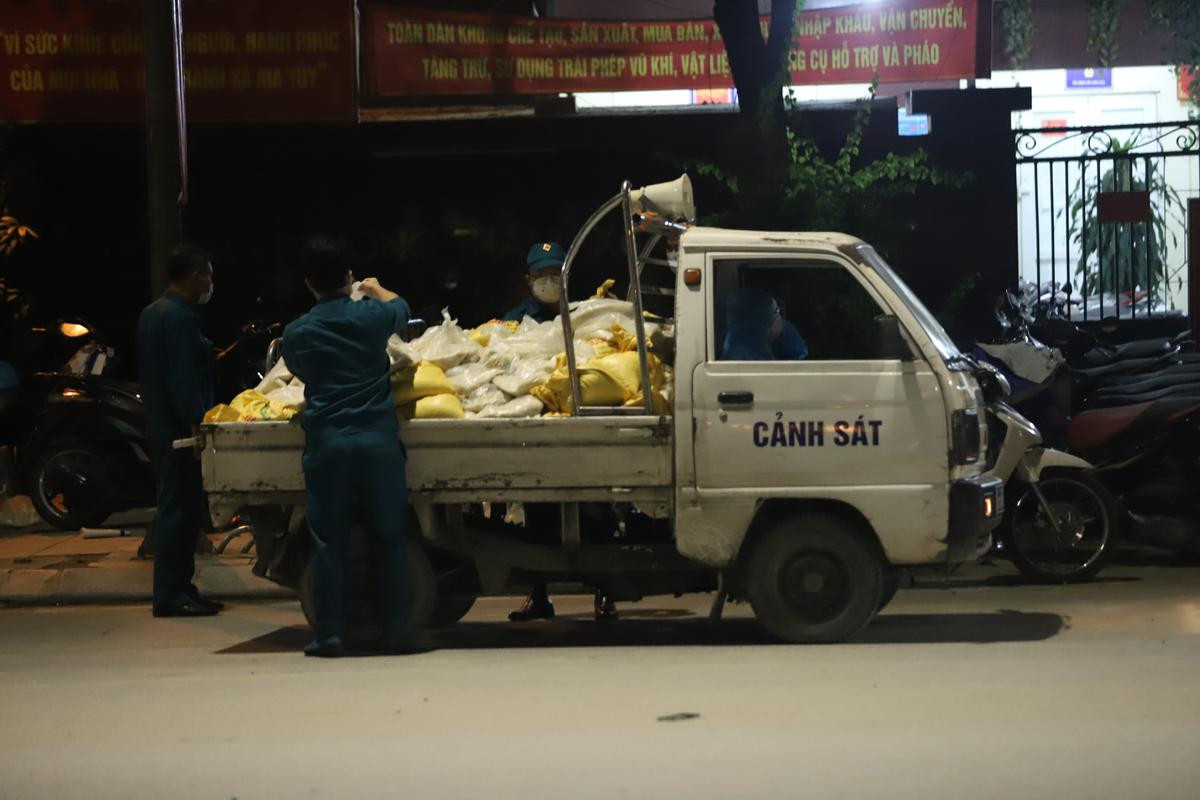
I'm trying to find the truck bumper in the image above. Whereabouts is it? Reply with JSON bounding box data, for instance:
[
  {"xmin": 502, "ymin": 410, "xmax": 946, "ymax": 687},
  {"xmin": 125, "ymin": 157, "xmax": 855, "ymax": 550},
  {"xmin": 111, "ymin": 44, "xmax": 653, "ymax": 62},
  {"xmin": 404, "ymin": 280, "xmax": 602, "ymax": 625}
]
[{"xmin": 945, "ymin": 475, "xmax": 1005, "ymax": 564}]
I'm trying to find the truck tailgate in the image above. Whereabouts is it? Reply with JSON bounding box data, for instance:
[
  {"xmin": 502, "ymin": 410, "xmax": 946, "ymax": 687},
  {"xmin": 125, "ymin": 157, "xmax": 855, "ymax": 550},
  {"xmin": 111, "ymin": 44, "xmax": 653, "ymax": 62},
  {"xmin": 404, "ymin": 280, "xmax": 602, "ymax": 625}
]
[{"xmin": 199, "ymin": 417, "xmax": 673, "ymax": 522}]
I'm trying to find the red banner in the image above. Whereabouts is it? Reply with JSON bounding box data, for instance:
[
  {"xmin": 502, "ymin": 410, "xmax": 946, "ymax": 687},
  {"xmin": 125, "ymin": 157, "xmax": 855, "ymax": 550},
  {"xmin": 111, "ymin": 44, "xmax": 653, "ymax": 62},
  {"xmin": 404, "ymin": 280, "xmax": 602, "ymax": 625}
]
[
  {"xmin": 0, "ymin": 0, "xmax": 355, "ymax": 123},
  {"xmin": 363, "ymin": 0, "xmax": 982, "ymax": 98}
]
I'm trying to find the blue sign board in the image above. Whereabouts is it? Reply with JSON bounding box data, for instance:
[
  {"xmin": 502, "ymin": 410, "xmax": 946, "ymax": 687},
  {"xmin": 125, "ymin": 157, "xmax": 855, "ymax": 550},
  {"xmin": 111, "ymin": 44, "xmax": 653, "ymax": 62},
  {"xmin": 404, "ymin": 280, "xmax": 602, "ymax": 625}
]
[
  {"xmin": 1067, "ymin": 68, "xmax": 1112, "ymax": 89},
  {"xmin": 897, "ymin": 111, "xmax": 931, "ymax": 137}
]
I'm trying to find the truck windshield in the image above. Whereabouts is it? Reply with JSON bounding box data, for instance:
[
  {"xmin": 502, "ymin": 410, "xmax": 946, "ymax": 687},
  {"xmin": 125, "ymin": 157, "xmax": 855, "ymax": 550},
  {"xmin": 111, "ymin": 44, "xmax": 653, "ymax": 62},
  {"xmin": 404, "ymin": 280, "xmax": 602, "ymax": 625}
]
[{"xmin": 854, "ymin": 244, "xmax": 964, "ymax": 366}]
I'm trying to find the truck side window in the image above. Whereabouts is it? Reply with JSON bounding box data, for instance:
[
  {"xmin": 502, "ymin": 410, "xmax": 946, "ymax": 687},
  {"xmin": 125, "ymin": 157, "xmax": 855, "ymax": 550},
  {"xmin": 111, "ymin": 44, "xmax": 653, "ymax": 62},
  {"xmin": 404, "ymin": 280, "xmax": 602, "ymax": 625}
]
[{"xmin": 714, "ymin": 260, "xmax": 886, "ymax": 361}]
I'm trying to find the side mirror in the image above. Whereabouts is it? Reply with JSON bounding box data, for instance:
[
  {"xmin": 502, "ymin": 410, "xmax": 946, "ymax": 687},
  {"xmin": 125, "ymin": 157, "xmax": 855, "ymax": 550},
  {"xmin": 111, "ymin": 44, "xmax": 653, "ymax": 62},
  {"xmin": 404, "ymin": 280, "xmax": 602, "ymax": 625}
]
[{"xmin": 875, "ymin": 314, "xmax": 912, "ymax": 361}]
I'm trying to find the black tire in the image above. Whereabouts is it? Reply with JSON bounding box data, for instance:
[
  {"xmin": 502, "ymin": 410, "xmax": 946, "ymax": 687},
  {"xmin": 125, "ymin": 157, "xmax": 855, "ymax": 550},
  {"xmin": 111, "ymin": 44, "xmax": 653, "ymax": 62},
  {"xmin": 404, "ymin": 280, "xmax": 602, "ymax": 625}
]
[
  {"xmin": 28, "ymin": 437, "xmax": 114, "ymax": 530},
  {"xmin": 1001, "ymin": 469, "xmax": 1120, "ymax": 584},
  {"xmin": 878, "ymin": 568, "xmax": 900, "ymax": 612},
  {"xmin": 299, "ymin": 533, "xmax": 436, "ymax": 649},
  {"xmin": 744, "ymin": 512, "xmax": 884, "ymax": 644},
  {"xmin": 427, "ymin": 595, "xmax": 477, "ymax": 628}
]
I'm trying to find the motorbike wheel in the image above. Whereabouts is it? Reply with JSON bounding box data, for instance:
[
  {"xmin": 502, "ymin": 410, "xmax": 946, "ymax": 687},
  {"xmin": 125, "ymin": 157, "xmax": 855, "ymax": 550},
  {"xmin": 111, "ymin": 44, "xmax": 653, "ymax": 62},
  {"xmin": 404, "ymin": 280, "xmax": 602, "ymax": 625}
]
[
  {"xmin": 1001, "ymin": 469, "xmax": 1120, "ymax": 583},
  {"xmin": 28, "ymin": 437, "xmax": 114, "ymax": 530}
]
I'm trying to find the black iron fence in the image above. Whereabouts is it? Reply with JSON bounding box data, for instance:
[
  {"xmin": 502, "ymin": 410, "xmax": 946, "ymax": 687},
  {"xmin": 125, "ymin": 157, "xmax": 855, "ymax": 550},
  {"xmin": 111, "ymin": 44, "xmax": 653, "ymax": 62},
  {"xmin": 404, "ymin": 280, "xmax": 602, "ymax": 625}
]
[{"xmin": 1014, "ymin": 120, "xmax": 1199, "ymax": 321}]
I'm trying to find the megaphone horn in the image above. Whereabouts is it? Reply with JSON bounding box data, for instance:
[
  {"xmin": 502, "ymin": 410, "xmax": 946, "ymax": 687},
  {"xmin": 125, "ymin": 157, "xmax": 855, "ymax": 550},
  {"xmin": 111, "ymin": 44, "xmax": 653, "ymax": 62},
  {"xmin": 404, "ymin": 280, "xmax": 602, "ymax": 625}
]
[{"xmin": 630, "ymin": 174, "xmax": 695, "ymax": 223}]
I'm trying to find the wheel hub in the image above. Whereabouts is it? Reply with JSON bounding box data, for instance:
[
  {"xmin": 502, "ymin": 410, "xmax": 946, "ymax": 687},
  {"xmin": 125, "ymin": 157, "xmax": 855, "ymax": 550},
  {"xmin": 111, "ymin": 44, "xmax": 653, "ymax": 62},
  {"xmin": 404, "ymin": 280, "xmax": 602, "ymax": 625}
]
[
  {"xmin": 780, "ymin": 552, "xmax": 849, "ymax": 624},
  {"xmin": 1041, "ymin": 502, "xmax": 1086, "ymax": 548}
]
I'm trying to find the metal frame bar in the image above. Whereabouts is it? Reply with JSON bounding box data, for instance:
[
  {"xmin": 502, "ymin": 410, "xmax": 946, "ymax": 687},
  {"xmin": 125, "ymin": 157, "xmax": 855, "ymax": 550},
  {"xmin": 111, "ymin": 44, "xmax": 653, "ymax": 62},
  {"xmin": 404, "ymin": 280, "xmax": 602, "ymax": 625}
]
[{"xmin": 558, "ymin": 180, "xmax": 664, "ymax": 417}]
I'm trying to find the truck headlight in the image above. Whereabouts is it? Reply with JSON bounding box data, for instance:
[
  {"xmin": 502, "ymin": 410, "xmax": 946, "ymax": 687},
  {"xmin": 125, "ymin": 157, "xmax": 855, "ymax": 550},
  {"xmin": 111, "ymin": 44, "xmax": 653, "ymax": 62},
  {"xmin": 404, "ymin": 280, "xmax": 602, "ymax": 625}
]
[{"xmin": 950, "ymin": 408, "xmax": 980, "ymax": 465}]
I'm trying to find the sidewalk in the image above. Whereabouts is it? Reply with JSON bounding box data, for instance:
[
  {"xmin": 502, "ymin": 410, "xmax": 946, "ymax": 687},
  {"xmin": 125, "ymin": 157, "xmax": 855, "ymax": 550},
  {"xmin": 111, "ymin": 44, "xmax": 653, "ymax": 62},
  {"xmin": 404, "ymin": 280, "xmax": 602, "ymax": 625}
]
[{"xmin": 0, "ymin": 510, "xmax": 292, "ymax": 605}]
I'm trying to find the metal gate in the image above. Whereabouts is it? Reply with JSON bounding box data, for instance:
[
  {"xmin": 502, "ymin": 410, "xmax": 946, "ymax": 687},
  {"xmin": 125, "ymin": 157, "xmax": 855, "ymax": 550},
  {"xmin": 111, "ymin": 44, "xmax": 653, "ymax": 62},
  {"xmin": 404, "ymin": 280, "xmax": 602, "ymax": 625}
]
[{"xmin": 1014, "ymin": 120, "xmax": 1199, "ymax": 321}]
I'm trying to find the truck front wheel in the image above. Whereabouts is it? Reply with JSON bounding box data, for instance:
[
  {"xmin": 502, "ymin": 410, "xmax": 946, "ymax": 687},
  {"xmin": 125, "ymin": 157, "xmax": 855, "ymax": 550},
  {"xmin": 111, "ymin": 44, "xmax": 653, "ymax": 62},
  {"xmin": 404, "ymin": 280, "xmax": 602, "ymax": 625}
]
[{"xmin": 745, "ymin": 513, "xmax": 884, "ymax": 644}]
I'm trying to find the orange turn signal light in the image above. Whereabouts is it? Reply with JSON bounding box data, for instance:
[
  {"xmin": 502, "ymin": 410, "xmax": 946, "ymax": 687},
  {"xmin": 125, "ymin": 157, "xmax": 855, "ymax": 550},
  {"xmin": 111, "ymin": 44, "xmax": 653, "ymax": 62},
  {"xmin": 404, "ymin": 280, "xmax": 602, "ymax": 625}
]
[
  {"xmin": 983, "ymin": 497, "xmax": 995, "ymax": 517},
  {"xmin": 683, "ymin": 268, "xmax": 701, "ymax": 287}
]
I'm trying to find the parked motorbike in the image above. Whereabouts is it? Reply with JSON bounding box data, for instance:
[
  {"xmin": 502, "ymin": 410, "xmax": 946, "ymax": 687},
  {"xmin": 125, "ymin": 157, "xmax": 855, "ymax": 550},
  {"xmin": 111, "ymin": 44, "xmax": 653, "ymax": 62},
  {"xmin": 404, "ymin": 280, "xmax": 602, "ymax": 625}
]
[
  {"xmin": 17, "ymin": 314, "xmax": 281, "ymax": 530},
  {"xmin": 976, "ymin": 362, "xmax": 1121, "ymax": 582},
  {"xmin": 17, "ymin": 373, "xmax": 154, "ymax": 529},
  {"xmin": 979, "ymin": 284, "xmax": 1200, "ymax": 559}
]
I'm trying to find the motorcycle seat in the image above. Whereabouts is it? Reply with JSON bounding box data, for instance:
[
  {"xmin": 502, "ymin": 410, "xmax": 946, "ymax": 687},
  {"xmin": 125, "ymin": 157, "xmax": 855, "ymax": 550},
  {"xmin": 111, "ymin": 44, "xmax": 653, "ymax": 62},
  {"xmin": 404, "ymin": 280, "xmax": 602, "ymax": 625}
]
[
  {"xmin": 1068, "ymin": 397, "xmax": 1200, "ymax": 454},
  {"xmin": 1089, "ymin": 382, "xmax": 1200, "ymax": 407},
  {"xmin": 1076, "ymin": 352, "xmax": 1179, "ymax": 381},
  {"xmin": 1080, "ymin": 339, "xmax": 1174, "ymax": 367},
  {"xmin": 1067, "ymin": 403, "xmax": 1151, "ymax": 453}
]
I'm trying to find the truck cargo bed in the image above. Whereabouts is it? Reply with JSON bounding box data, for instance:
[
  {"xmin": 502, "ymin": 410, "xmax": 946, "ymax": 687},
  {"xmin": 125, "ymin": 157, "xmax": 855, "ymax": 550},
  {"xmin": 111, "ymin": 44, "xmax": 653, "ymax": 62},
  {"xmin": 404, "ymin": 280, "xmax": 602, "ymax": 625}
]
[{"xmin": 198, "ymin": 416, "xmax": 674, "ymax": 526}]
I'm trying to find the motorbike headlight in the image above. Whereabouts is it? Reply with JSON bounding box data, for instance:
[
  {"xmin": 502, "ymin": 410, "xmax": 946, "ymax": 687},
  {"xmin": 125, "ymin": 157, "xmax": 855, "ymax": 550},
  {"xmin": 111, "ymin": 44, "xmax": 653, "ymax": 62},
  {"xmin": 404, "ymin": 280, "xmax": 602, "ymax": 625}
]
[{"xmin": 59, "ymin": 322, "xmax": 91, "ymax": 338}]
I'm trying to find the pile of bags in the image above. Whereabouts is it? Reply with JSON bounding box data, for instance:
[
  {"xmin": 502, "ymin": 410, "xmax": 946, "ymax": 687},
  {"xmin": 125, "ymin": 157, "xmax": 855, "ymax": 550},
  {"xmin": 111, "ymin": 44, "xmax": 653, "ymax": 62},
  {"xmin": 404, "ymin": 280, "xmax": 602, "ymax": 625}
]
[{"xmin": 204, "ymin": 282, "xmax": 673, "ymax": 424}]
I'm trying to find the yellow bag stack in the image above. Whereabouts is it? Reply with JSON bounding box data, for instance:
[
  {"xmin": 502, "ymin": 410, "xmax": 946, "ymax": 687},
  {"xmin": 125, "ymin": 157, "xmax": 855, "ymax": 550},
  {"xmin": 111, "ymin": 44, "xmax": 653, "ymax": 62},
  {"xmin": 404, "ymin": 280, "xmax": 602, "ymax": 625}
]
[
  {"xmin": 204, "ymin": 389, "xmax": 301, "ymax": 423},
  {"xmin": 532, "ymin": 325, "xmax": 668, "ymax": 416},
  {"xmin": 392, "ymin": 361, "xmax": 465, "ymax": 420}
]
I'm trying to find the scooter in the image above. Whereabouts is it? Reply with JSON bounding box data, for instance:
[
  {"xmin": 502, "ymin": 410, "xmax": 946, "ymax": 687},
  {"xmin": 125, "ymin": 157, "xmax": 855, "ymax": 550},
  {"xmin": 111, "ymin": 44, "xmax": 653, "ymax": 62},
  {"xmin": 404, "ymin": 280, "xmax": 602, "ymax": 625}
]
[
  {"xmin": 17, "ymin": 315, "xmax": 283, "ymax": 530},
  {"xmin": 16, "ymin": 372, "xmax": 155, "ymax": 530},
  {"xmin": 1066, "ymin": 397, "xmax": 1200, "ymax": 557},
  {"xmin": 977, "ymin": 363, "xmax": 1121, "ymax": 582}
]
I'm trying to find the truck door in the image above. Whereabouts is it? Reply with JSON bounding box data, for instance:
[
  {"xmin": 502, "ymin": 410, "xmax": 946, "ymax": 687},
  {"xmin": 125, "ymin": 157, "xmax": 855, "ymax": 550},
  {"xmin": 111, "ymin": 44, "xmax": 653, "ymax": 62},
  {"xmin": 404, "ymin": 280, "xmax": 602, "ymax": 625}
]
[{"xmin": 691, "ymin": 255, "xmax": 948, "ymax": 494}]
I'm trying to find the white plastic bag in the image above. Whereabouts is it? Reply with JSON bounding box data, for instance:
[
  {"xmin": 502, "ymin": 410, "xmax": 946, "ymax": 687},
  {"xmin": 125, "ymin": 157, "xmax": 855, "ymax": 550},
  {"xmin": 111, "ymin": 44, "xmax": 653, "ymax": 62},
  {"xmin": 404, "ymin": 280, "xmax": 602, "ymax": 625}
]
[
  {"xmin": 445, "ymin": 363, "xmax": 503, "ymax": 394},
  {"xmin": 387, "ymin": 335, "xmax": 420, "ymax": 371},
  {"xmin": 265, "ymin": 382, "xmax": 307, "ymax": 411},
  {"xmin": 462, "ymin": 383, "xmax": 508, "ymax": 413},
  {"xmin": 410, "ymin": 309, "xmax": 482, "ymax": 370},
  {"xmin": 475, "ymin": 395, "xmax": 544, "ymax": 419},
  {"xmin": 493, "ymin": 358, "xmax": 554, "ymax": 397},
  {"xmin": 255, "ymin": 358, "xmax": 294, "ymax": 394}
]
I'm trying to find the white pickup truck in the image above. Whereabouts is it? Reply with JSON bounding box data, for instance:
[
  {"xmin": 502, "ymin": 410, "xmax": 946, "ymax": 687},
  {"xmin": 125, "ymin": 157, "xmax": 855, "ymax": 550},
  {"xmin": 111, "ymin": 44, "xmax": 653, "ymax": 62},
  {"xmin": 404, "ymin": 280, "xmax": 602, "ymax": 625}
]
[{"xmin": 191, "ymin": 177, "xmax": 1002, "ymax": 644}]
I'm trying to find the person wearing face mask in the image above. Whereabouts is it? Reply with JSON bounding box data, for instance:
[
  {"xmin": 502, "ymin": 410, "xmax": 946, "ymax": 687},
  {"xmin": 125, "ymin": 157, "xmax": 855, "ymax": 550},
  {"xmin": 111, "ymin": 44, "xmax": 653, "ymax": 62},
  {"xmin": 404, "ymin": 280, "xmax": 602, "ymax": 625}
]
[
  {"xmin": 500, "ymin": 241, "xmax": 620, "ymax": 623},
  {"xmin": 137, "ymin": 245, "xmax": 220, "ymax": 618},
  {"xmin": 502, "ymin": 241, "xmax": 565, "ymax": 324},
  {"xmin": 721, "ymin": 288, "xmax": 808, "ymax": 362}
]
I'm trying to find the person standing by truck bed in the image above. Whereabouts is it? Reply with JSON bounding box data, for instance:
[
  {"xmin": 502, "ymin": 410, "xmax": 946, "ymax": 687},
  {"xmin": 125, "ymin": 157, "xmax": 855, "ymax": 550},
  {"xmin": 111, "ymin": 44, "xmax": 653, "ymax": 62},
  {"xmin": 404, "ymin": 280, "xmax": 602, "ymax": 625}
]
[
  {"xmin": 281, "ymin": 239, "xmax": 413, "ymax": 658},
  {"xmin": 138, "ymin": 245, "xmax": 222, "ymax": 618},
  {"xmin": 502, "ymin": 241, "xmax": 619, "ymax": 623}
]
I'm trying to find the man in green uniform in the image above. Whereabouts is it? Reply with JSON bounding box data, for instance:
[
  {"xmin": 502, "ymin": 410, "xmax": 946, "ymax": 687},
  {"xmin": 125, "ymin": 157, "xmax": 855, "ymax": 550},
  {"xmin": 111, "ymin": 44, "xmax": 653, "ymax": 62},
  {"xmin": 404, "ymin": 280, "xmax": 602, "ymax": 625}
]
[
  {"xmin": 138, "ymin": 245, "xmax": 221, "ymax": 618},
  {"xmin": 502, "ymin": 241, "xmax": 618, "ymax": 623},
  {"xmin": 281, "ymin": 239, "xmax": 411, "ymax": 658},
  {"xmin": 502, "ymin": 241, "xmax": 566, "ymax": 324}
]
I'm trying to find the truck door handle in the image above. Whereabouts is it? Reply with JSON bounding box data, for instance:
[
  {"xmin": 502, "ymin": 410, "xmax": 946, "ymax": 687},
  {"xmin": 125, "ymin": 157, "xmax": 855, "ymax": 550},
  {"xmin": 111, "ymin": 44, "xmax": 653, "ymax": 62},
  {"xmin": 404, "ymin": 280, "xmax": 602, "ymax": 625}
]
[{"xmin": 718, "ymin": 391, "xmax": 754, "ymax": 405}]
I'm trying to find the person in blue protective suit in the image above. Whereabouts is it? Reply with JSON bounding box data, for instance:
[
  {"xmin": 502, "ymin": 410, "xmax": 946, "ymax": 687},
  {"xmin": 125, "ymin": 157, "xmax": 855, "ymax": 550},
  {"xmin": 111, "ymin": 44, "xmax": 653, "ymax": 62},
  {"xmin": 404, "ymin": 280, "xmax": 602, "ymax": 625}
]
[
  {"xmin": 502, "ymin": 241, "xmax": 566, "ymax": 324},
  {"xmin": 721, "ymin": 287, "xmax": 809, "ymax": 361},
  {"xmin": 138, "ymin": 245, "xmax": 221, "ymax": 618},
  {"xmin": 281, "ymin": 239, "xmax": 412, "ymax": 658}
]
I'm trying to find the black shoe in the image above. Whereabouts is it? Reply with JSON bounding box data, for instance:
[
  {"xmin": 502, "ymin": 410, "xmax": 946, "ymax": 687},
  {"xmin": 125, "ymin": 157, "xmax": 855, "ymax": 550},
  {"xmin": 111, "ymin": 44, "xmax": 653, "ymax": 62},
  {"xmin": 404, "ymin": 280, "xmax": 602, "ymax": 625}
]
[
  {"xmin": 186, "ymin": 590, "xmax": 225, "ymax": 612},
  {"xmin": 304, "ymin": 636, "xmax": 345, "ymax": 658},
  {"xmin": 153, "ymin": 596, "xmax": 220, "ymax": 618},
  {"xmin": 508, "ymin": 595, "xmax": 555, "ymax": 622},
  {"xmin": 594, "ymin": 592, "xmax": 618, "ymax": 622}
]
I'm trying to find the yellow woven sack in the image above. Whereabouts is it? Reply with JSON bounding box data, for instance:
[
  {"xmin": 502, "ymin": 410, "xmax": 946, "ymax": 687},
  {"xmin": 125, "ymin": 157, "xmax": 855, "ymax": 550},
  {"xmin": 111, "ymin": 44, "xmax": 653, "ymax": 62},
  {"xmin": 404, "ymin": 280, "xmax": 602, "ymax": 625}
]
[
  {"xmin": 203, "ymin": 404, "xmax": 241, "ymax": 424},
  {"xmin": 391, "ymin": 362, "xmax": 454, "ymax": 406},
  {"xmin": 531, "ymin": 350, "xmax": 667, "ymax": 415},
  {"xmin": 397, "ymin": 393, "xmax": 465, "ymax": 420},
  {"xmin": 226, "ymin": 389, "xmax": 299, "ymax": 422}
]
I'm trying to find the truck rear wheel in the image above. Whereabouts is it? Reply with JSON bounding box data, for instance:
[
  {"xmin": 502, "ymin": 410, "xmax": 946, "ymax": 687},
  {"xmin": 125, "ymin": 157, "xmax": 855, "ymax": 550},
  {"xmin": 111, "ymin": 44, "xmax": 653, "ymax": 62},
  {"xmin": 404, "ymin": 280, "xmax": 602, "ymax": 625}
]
[
  {"xmin": 745, "ymin": 513, "xmax": 883, "ymax": 644},
  {"xmin": 427, "ymin": 595, "xmax": 477, "ymax": 628},
  {"xmin": 298, "ymin": 534, "xmax": 436, "ymax": 650}
]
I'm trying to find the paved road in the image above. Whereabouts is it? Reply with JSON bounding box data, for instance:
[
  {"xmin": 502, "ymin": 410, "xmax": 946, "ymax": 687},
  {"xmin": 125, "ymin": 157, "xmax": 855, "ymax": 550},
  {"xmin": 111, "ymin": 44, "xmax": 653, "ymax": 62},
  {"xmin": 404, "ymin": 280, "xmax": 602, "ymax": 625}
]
[{"xmin": 1, "ymin": 565, "xmax": 1198, "ymax": 800}]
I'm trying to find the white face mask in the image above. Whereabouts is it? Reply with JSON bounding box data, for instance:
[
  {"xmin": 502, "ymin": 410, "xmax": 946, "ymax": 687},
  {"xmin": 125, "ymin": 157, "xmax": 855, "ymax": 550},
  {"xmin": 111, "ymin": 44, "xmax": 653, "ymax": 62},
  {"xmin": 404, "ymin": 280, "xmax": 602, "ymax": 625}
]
[
  {"xmin": 532, "ymin": 275, "xmax": 562, "ymax": 304},
  {"xmin": 199, "ymin": 283, "xmax": 214, "ymax": 305},
  {"xmin": 768, "ymin": 313, "xmax": 784, "ymax": 340}
]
